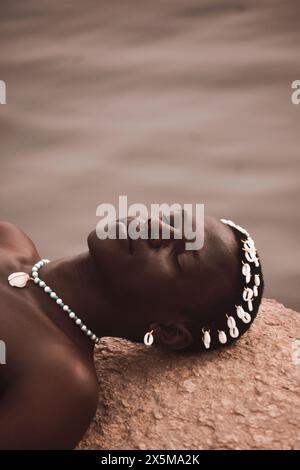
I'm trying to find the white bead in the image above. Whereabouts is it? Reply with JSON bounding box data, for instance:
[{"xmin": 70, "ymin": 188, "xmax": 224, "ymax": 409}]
[
  {"xmin": 218, "ymin": 330, "xmax": 227, "ymax": 344},
  {"xmin": 29, "ymin": 259, "xmax": 100, "ymax": 345},
  {"xmin": 254, "ymin": 258, "xmax": 260, "ymax": 267},
  {"xmin": 253, "ymin": 285, "xmax": 258, "ymax": 297},
  {"xmin": 254, "ymin": 274, "xmax": 260, "ymax": 287},
  {"xmin": 227, "ymin": 316, "xmax": 236, "ymax": 329},
  {"xmin": 242, "ymin": 312, "xmax": 251, "ymax": 324},
  {"xmin": 229, "ymin": 326, "xmax": 239, "ymax": 338},
  {"xmin": 248, "ymin": 299, "xmax": 253, "ymax": 312}
]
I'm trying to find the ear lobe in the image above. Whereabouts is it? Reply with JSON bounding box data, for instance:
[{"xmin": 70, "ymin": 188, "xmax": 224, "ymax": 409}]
[{"xmin": 150, "ymin": 322, "xmax": 193, "ymax": 351}]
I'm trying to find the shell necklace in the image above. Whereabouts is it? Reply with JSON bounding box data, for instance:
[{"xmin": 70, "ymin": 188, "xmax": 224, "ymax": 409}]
[{"xmin": 8, "ymin": 259, "xmax": 100, "ymax": 344}]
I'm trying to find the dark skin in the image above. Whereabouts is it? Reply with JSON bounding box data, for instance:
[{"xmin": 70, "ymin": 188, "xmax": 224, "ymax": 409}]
[{"xmin": 0, "ymin": 216, "xmax": 239, "ymax": 449}]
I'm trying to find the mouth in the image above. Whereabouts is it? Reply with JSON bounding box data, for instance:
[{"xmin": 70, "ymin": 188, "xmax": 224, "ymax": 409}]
[
  {"xmin": 116, "ymin": 217, "xmax": 134, "ymax": 254},
  {"xmin": 125, "ymin": 218, "xmax": 133, "ymax": 254},
  {"xmin": 122, "ymin": 216, "xmax": 148, "ymax": 255}
]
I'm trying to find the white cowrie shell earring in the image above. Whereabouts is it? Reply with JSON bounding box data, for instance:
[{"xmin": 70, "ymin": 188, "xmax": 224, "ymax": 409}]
[{"xmin": 144, "ymin": 329, "xmax": 154, "ymax": 346}]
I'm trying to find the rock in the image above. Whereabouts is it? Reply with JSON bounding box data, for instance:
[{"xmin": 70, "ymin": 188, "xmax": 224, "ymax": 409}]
[{"xmin": 78, "ymin": 299, "xmax": 300, "ymax": 450}]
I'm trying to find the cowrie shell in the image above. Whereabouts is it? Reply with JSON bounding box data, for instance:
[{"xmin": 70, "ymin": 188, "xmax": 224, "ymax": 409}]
[
  {"xmin": 218, "ymin": 330, "xmax": 227, "ymax": 344},
  {"xmin": 8, "ymin": 272, "xmax": 30, "ymax": 288},
  {"xmin": 203, "ymin": 331, "xmax": 211, "ymax": 349},
  {"xmin": 245, "ymin": 251, "xmax": 257, "ymax": 263},
  {"xmin": 236, "ymin": 224, "xmax": 245, "ymax": 234},
  {"xmin": 229, "ymin": 326, "xmax": 239, "ymax": 338},
  {"xmin": 242, "ymin": 263, "xmax": 251, "ymax": 284},
  {"xmin": 242, "ymin": 263, "xmax": 251, "ymax": 276},
  {"xmin": 242, "ymin": 312, "xmax": 251, "ymax": 324},
  {"xmin": 243, "ymin": 288, "xmax": 253, "ymax": 302},
  {"xmin": 244, "ymin": 238, "xmax": 255, "ymax": 250},
  {"xmin": 226, "ymin": 220, "xmax": 235, "ymax": 227},
  {"xmin": 143, "ymin": 332, "xmax": 154, "ymax": 346},
  {"xmin": 236, "ymin": 305, "xmax": 245, "ymax": 319},
  {"xmin": 227, "ymin": 316, "xmax": 236, "ymax": 329},
  {"xmin": 254, "ymin": 274, "xmax": 260, "ymax": 287}
]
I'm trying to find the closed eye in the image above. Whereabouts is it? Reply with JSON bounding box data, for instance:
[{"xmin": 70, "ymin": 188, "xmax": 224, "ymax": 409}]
[{"xmin": 173, "ymin": 248, "xmax": 182, "ymax": 272}]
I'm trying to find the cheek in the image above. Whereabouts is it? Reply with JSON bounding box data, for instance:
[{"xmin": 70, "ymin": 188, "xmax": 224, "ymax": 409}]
[{"xmin": 111, "ymin": 259, "xmax": 175, "ymax": 313}]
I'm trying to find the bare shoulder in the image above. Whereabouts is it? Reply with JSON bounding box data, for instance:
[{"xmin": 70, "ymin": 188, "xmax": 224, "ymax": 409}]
[
  {"xmin": 0, "ymin": 221, "xmax": 38, "ymax": 258},
  {"xmin": 26, "ymin": 341, "xmax": 99, "ymax": 404},
  {"xmin": 0, "ymin": 343, "xmax": 99, "ymax": 449}
]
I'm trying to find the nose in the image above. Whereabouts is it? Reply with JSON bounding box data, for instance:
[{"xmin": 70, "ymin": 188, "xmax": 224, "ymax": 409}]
[{"xmin": 147, "ymin": 217, "xmax": 186, "ymax": 252}]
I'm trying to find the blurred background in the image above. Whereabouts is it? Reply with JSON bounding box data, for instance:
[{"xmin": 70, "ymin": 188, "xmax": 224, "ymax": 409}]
[{"xmin": 0, "ymin": 0, "xmax": 299, "ymax": 310}]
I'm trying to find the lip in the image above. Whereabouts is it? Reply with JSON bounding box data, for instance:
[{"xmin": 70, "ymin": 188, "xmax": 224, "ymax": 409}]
[
  {"xmin": 117, "ymin": 218, "xmax": 133, "ymax": 254},
  {"xmin": 125, "ymin": 217, "xmax": 136, "ymax": 255}
]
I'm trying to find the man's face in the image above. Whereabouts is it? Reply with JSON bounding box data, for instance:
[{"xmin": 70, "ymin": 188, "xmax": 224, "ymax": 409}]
[{"xmin": 88, "ymin": 215, "xmax": 239, "ymax": 342}]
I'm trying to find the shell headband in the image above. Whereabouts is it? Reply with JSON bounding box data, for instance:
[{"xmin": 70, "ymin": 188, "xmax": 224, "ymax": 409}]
[{"xmin": 200, "ymin": 218, "xmax": 261, "ymax": 350}]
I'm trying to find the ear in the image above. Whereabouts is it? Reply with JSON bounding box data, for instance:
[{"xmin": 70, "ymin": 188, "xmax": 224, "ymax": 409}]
[{"xmin": 150, "ymin": 321, "xmax": 193, "ymax": 351}]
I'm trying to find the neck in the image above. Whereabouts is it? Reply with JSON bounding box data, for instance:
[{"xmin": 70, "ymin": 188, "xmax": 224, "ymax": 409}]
[{"xmin": 35, "ymin": 251, "xmax": 109, "ymax": 356}]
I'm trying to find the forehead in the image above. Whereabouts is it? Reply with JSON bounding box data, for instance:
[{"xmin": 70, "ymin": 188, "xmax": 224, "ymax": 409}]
[
  {"xmin": 177, "ymin": 217, "xmax": 239, "ymax": 300},
  {"xmin": 187, "ymin": 216, "xmax": 238, "ymax": 266}
]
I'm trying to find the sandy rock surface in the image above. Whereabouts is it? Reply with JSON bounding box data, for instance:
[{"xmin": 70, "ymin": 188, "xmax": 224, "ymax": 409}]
[{"xmin": 78, "ymin": 299, "xmax": 300, "ymax": 450}]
